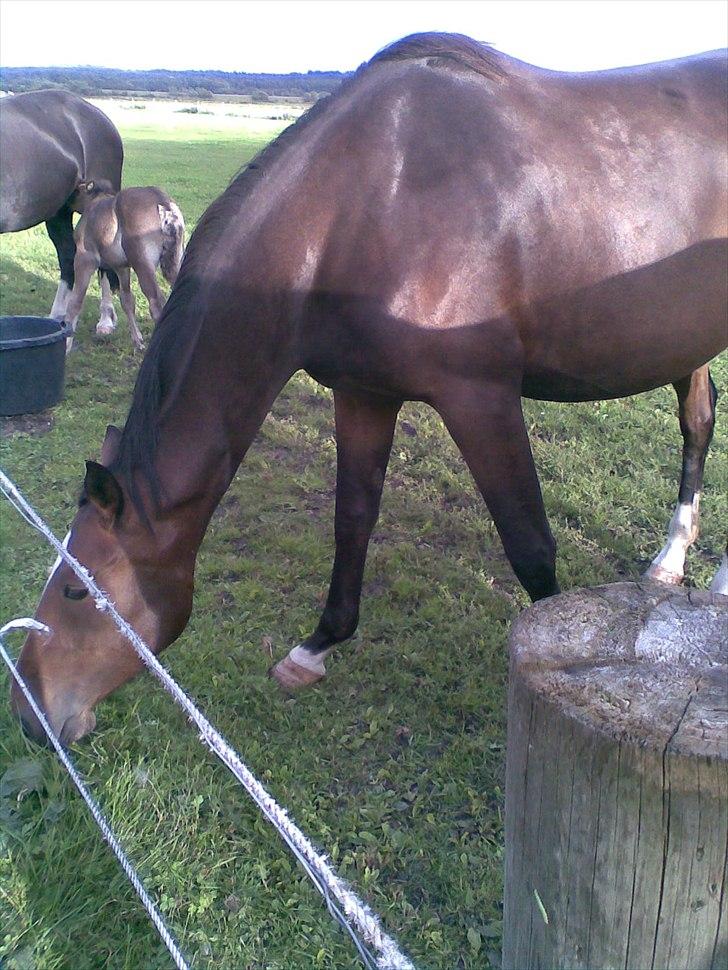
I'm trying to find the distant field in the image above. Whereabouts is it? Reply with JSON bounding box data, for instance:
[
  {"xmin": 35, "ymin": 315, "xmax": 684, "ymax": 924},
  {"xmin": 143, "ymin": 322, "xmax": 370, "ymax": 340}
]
[
  {"xmin": 90, "ymin": 96, "xmax": 310, "ymax": 136},
  {"xmin": 0, "ymin": 104, "xmax": 726, "ymax": 970}
]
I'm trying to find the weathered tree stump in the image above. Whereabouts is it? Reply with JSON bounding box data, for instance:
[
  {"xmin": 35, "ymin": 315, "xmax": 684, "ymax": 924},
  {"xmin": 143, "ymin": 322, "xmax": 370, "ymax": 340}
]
[{"xmin": 503, "ymin": 582, "xmax": 728, "ymax": 970}]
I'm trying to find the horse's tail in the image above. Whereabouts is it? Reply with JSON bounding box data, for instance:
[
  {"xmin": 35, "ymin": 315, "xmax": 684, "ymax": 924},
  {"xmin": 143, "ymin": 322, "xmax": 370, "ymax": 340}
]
[
  {"xmin": 158, "ymin": 201, "xmax": 185, "ymax": 285},
  {"xmin": 98, "ymin": 268, "xmax": 120, "ymax": 293}
]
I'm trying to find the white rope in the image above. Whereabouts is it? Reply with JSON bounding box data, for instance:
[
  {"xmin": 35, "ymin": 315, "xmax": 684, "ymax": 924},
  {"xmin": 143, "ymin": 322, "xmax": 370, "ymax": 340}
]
[
  {"xmin": 0, "ymin": 618, "xmax": 189, "ymax": 970},
  {"xmin": 0, "ymin": 469, "xmax": 415, "ymax": 970}
]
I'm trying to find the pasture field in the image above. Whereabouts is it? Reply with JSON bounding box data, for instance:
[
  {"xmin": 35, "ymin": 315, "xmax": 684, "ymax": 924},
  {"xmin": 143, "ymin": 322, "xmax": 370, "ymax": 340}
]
[{"xmin": 1, "ymin": 101, "xmax": 726, "ymax": 970}]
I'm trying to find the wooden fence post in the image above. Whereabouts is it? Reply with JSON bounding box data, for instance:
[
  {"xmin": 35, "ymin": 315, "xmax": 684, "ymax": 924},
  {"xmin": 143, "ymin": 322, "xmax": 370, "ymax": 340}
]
[{"xmin": 503, "ymin": 583, "xmax": 727, "ymax": 970}]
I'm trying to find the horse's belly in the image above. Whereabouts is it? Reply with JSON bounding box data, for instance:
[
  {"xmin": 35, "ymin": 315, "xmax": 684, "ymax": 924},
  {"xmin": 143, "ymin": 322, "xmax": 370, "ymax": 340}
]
[
  {"xmin": 522, "ymin": 238, "xmax": 728, "ymax": 402},
  {"xmin": 99, "ymin": 236, "xmax": 127, "ymax": 269}
]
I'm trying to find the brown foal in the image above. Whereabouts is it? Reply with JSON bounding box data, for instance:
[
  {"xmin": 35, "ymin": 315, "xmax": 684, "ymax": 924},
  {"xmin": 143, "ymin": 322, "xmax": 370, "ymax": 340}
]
[{"xmin": 65, "ymin": 182, "xmax": 185, "ymax": 352}]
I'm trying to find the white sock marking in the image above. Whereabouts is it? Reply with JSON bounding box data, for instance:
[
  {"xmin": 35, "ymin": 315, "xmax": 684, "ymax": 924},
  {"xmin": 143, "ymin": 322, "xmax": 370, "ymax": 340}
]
[
  {"xmin": 50, "ymin": 281, "xmax": 71, "ymax": 320},
  {"xmin": 649, "ymin": 494, "xmax": 700, "ymax": 579},
  {"xmin": 289, "ymin": 644, "xmax": 329, "ymax": 675}
]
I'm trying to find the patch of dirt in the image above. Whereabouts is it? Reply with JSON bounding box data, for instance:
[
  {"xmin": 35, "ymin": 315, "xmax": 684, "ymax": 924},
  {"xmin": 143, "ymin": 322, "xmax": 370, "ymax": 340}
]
[
  {"xmin": 363, "ymin": 578, "xmax": 390, "ymax": 597},
  {"xmin": 441, "ymin": 491, "xmax": 479, "ymax": 511},
  {"xmin": 0, "ymin": 410, "xmax": 55, "ymax": 437}
]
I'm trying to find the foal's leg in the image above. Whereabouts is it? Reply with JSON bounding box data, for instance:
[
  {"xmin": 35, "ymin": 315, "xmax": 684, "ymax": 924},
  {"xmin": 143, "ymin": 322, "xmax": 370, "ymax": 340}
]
[
  {"xmin": 124, "ymin": 241, "xmax": 166, "ymax": 323},
  {"xmin": 63, "ymin": 254, "xmax": 97, "ymax": 354},
  {"xmin": 435, "ymin": 382, "xmax": 559, "ymax": 601},
  {"xmin": 135, "ymin": 265, "xmax": 165, "ymax": 323},
  {"xmin": 270, "ymin": 389, "xmax": 401, "ymax": 690},
  {"xmin": 45, "ymin": 206, "xmax": 75, "ymax": 321},
  {"xmin": 115, "ymin": 267, "xmax": 144, "ymax": 351},
  {"xmin": 96, "ymin": 272, "xmax": 118, "ymax": 337},
  {"xmin": 646, "ymin": 366, "xmax": 717, "ymax": 585}
]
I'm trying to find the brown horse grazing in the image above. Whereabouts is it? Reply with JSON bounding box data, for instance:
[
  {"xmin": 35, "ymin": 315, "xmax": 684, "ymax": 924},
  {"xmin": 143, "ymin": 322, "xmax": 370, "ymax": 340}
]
[
  {"xmin": 11, "ymin": 34, "xmax": 727, "ymax": 743},
  {"xmin": 0, "ymin": 90, "xmax": 123, "ymax": 331},
  {"xmin": 64, "ymin": 182, "xmax": 185, "ymax": 352}
]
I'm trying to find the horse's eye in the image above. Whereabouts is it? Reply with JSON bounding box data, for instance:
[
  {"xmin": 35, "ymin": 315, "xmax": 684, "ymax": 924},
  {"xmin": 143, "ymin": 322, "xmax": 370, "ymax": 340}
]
[{"xmin": 63, "ymin": 585, "xmax": 88, "ymax": 601}]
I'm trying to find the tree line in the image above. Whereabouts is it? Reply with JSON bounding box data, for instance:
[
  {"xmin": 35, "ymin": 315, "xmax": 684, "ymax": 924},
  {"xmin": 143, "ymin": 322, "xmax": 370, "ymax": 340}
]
[{"xmin": 0, "ymin": 66, "xmax": 351, "ymax": 102}]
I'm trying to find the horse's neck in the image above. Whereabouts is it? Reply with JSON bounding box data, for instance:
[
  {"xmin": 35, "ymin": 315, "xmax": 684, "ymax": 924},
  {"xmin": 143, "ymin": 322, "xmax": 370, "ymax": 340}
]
[
  {"xmin": 129, "ymin": 127, "xmax": 326, "ymax": 546},
  {"xmin": 144, "ymin": 289, "xmax": 297, "ymax": 547}
]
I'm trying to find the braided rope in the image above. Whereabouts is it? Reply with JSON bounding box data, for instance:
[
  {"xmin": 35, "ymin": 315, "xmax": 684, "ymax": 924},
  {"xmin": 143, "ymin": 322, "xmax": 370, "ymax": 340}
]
[
  {"xmin": 0, "ymin": 469, "xmax": 415, "ymax": 970},
  {"xmin": 0, "ymin": 618, "xmax": 189, "ymax": 970}
]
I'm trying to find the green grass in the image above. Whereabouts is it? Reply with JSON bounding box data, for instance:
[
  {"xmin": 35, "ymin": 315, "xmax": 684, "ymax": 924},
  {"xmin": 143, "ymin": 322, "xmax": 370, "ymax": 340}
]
[{"xmin": 1, "ymin": 105, "xmax": 726, "ymax": 970}]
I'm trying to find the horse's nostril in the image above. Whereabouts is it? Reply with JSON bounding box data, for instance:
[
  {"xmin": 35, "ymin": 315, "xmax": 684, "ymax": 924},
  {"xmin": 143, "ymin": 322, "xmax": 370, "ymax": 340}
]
[{"xmin": 59, "ymin": 709, "xmax": 97, "ymax": 744}]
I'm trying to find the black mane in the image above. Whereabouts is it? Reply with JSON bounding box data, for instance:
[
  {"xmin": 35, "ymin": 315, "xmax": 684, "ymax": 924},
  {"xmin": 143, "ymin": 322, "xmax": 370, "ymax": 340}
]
[{"xmin": 370, "ymin": 32, "xmax": 503, "ymax": 80}]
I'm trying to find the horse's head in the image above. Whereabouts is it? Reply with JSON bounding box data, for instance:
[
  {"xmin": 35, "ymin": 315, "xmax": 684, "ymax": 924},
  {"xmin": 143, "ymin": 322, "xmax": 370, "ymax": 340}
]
[
  {"xmin": 10, "ymin": 427, "xmax": 194, "ymax": 744},
  {"xmin": 70, "ymin": 178, "xmax": 116, "ymax": 213}
]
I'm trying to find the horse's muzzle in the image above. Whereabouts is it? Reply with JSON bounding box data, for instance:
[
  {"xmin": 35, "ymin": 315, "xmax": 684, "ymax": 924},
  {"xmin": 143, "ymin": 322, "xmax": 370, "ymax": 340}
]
[{"xmin": 11, "ymin": 681, "xmax": 96, "ymax": 745}]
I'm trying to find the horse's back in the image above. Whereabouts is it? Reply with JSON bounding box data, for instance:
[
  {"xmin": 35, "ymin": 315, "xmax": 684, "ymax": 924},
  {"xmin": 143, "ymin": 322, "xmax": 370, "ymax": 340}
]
[
  {"xmin": 290, "ymin": 43, "xmax": 728, "ymax": 400},
  {"xmin": 180, "ymin": 36, "xmax": 727, "ymax": 402},
  {"xmin": 115, "ymin": 187, "xmax": 171, "ymax": 244}
]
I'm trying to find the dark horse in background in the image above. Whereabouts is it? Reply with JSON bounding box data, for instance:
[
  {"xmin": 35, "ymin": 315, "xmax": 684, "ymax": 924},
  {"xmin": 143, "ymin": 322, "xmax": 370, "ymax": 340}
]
[
  {"xmin": 12, "ymin": 35, "xmax": 727, "ymax": 742},
  {"xmin": 0, "ymin": 89, "xmax": 123, "ymax": 334}
]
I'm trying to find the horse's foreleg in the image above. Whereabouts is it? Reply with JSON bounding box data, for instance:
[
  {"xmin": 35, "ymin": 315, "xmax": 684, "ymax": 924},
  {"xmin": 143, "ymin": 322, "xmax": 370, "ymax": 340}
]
[
  {"xmin": 63, "ymin": 254, "xmax": 97, "ymax": 354},
  {"xmin": 270, "ymin": 389, "xmax": 401, "ymax": 691},
  {"xmin": 96, "ymin": 272, "xmax": 118, "ymax": 336},
  {"xmin": 45, "ymin": 206, "xmax": 75, "ymax": 321},
  {"xmin": 646, "ymin": 366, "xmax": 717, "ymax": 585},
  {"xmin": 116, "ymin": 267, "xmax": 144, "ymax": 351},
  {"xmin": 436, "ymin": 382, "xmax": 559, "ymax": 601}
]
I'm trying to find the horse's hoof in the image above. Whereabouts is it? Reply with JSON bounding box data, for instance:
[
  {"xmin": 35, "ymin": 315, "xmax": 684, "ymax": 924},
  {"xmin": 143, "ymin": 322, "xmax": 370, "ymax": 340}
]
[
  {"xmin": 644, "ymin": 564, "xmax": 683, "ymax": 586},
  {"xmin": 268, "ymin": 655, "xmax": 325, "ymax": 692},
  {"xmin": 96, "ymin": 322, "xmax": 116, "ymax": 337}
]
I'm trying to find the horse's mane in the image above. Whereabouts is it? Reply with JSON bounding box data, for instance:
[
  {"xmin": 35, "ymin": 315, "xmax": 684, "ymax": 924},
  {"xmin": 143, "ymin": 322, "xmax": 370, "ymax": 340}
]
[
  {"xmin": 113, "ymin": 34, "xmax": 502, "ymax": 510},
  {"xmin": 370, "ymin": 32, "xmax": 504, "ymax": 80}
]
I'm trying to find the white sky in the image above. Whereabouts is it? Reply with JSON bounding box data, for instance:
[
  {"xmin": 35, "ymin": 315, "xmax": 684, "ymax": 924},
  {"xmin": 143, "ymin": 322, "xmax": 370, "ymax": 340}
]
[{"xmin": 1, "ymin": 1, "xmax": 726, "ymax": 73}]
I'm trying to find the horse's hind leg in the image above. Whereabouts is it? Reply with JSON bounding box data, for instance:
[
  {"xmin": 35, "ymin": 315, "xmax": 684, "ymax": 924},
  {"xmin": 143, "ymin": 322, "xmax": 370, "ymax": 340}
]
[
  {"xmin": 124, "ymin": 241, "xmax": 165, "ymax": 323},
  {"xmin": 116, "ymin": 267, "xmax": 144, "ymax": 351},
  {"xmin": 646, "ymin": 366, "xmax": 717, "ymax": 585},
  {"xmin": 136, "ymin": 266, "xmax": 165, "ymax": 323},
  {"xmin": 270, "ymin": 389, "xmax": 401, "ymax": 690},
  {"xmin": 435, "ymin": 383, "xmax": 559, "ymax": 601},
  {"xmin": 96, "ymin": 271, "xmax": 118, "ymax": 336},
  {"xmin": 45, "ymin": 206, "xmax": 75, "ymax": 320}
]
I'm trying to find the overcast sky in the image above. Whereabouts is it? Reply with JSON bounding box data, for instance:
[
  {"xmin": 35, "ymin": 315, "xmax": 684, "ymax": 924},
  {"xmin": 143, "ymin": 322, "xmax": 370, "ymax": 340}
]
[{"xmin": 1, "ymin": 1, "xmax": 726, "ymax": 74}]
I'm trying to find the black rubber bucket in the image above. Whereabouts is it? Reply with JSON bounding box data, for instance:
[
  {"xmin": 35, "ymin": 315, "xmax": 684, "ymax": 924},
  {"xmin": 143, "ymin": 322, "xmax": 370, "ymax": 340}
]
[{"xmin": 0, "ymin": 316, "xmax": 69, "ymax": 416}]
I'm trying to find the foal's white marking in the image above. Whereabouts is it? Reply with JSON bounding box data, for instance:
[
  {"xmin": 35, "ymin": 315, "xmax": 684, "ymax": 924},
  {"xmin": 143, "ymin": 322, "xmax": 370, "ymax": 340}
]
[
  {"xmin": 49, "ymin": 281, "xmax": 71, "ymax": 321},
  {"xmin": 647, "ymin": 494, "xmax": 700, "ymax": 582},
  {"xmin": 289, "ymin": 643, "xmax": 330, "ymax": 675},
  {"xmin": 710, "ymin": 553, "xmax": 728, "ymax": 596}
]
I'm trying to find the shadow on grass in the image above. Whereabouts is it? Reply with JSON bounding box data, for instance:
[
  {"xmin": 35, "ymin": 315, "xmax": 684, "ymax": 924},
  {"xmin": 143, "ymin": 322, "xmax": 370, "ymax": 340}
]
[{"xmin": 0, "ymin": 259, "xmax": 58, "ymax": 320}]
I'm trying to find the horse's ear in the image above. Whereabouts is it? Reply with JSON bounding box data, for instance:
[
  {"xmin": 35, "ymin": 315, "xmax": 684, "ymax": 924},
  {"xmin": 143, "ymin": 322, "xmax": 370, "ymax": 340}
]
[
  {"xmin": 83, "ymin": 461, "xmax": 123, "ymax": 524},
  {"xmin": 101, "ymin": 424, "xmax": 122, "ymax": 466}
]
